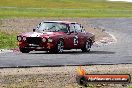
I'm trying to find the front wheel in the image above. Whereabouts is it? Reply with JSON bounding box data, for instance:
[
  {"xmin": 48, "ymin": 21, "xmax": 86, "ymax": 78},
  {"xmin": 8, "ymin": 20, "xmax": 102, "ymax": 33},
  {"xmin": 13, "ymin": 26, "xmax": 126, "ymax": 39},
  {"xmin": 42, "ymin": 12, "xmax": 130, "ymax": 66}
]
[
  {"xmin": 20, "ymin": 48, "xmax": 30, "ymax": 53},
  {"xmin": 81, "ymin": 40, "xmax": 91, "ymax": 52},
  {"xmin": 49, "ymin": 40, "xmax": 64, "ymax": 54}
]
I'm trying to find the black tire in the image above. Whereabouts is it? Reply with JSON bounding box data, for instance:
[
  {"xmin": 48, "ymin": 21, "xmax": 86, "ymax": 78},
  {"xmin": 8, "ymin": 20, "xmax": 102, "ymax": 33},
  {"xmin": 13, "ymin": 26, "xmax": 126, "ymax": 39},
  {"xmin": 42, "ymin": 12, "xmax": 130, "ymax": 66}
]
[
  {"xmin": 49, "ymin": 40, "xmax": 64, "ymax": 54},
  {"xmin": 81, "ymin": 40, "xmax": 91, "ymax": 52},
  {"xmin": 20, "ymin": 48, "xmax": 30, "ymax": 53}
]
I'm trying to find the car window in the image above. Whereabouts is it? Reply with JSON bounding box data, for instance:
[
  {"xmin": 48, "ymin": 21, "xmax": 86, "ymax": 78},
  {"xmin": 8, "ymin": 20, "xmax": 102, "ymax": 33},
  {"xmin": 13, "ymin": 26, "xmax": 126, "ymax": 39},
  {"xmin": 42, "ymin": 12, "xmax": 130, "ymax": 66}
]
[
  {"xmin": 36, "ymin": 22, "xmax": 68, "ymax": 33},
  {"xmin": 74, "ymin": 24, "xmax": 82, "ymax": 32},
  {"xmin": 57, "ymin": 23, "xmax": 68, "ymax": 33},
  {"xmin": 69, "ymin": 24, "xmax": 75, "ymax": 32}
]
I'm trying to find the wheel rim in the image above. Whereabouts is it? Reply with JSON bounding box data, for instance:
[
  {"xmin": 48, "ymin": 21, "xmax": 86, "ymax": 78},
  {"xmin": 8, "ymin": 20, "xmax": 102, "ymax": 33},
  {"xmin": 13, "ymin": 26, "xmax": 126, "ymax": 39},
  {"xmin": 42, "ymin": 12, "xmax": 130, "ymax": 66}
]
[
  {"xmin": 86, "ymin": 41, "xmax": 91, "ymax": 51},
  {"xmin": 57, "ymin": 41, "xmax": 64, "ymax": 53}
]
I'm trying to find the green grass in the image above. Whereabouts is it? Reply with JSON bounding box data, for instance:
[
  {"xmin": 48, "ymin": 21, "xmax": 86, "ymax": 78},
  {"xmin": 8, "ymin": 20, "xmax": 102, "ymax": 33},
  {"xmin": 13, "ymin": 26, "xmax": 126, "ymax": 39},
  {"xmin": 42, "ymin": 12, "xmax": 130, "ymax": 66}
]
[
  {"xmin": 0, "ymin": 31, "xmax": 17, "ymax": 49},
  {"xmin": 0, "ymin": 0, "xmax": 132, "ymax": 9},
  {"xmin": 0, "ymin": 8, "xmax": 132, "ymax": 18},
  {"xmin": 129, "ymin": 85, "xmax": 132, "ymax": 88},
  {"xmin": 0, "ymin": 0, "xmax": 132, "ymax": 18}
]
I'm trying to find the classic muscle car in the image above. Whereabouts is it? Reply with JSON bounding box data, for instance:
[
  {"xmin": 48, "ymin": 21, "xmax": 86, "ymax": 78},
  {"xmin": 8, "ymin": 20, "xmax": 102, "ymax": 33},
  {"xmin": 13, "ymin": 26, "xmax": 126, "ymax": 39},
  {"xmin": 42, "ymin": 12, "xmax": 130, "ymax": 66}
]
[{"xmin": 17, "ymin": 21, "xmax": 95, "ymax": 53}]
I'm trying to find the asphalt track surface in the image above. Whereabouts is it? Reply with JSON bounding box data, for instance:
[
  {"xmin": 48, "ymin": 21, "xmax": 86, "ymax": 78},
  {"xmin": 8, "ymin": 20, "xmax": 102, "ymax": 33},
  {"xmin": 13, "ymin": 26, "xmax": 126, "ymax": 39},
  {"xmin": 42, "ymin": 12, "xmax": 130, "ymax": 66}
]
[{"xmin": 0, "ymin": 18, "xmax": 132, "ymax": 67}]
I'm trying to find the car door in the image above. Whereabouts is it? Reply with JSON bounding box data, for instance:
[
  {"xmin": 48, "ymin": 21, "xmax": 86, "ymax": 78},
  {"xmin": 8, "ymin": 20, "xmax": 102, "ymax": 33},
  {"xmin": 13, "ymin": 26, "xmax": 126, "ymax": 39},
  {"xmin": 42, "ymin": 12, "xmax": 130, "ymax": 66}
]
[
  {"xmin": 74, "ymin": 23, "xmax": 85, "ymax": 48},
  {"xmin": 64, "ymin": 24, "xmax": 78, "ymax": 49}
]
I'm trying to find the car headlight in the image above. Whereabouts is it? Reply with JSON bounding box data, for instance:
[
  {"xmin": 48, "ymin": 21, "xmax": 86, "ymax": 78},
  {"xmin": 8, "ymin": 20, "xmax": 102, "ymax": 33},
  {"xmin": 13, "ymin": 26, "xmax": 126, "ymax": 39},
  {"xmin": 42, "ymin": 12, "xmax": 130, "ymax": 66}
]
[
  {"xmin": 48, "ymin": 38, "xmax": 53, "ymax": 42},
  {"xmin": 17, "ymin": 36, "xmax": 22, "ymax": 41},
  {"xmin": 23, "ymin": 37, "xmax": 26, "ymax": 41},
  {"xmin": 42, "ymin": 38, "xmax": 46, "ymax": 42}
]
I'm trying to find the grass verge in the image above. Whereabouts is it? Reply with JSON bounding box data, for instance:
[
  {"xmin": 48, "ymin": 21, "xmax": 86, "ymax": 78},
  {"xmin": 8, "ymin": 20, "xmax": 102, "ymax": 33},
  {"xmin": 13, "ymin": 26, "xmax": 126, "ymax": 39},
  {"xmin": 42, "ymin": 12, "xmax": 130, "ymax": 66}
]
[
  {"xmin": 0, "ymin": 0, "xmax": 132, "ymax": 18},
  {"xmin": 0, "ymin": 31, "xmax": 17, "ymax": 49},
  {"xmin": 0, "ymin": 8, "xmax": 132, "ymax": 18}
]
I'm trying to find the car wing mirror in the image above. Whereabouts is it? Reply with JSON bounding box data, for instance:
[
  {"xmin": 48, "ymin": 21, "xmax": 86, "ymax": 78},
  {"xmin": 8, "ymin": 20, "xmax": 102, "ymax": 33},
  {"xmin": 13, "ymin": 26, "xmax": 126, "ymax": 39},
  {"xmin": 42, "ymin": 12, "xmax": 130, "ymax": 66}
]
[
  {"xmin": 70, "ymin": 31, "xmax": 74, "ymax": 33},
  {"xmin": 33, "ymin": 29, "xmax": 36, "ymax": 32},
  {"xmin": 67, "ymin": 31, "xmax": 73, "ymax": 35}
]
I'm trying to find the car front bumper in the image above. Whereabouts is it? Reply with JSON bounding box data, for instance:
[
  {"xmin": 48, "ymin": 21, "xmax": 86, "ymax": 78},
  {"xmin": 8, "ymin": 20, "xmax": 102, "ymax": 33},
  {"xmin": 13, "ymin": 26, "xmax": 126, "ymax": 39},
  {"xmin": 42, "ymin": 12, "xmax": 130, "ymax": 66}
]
[{"xmin": 18, "ymin": 42, "xmax": 54, "ymax": 51}]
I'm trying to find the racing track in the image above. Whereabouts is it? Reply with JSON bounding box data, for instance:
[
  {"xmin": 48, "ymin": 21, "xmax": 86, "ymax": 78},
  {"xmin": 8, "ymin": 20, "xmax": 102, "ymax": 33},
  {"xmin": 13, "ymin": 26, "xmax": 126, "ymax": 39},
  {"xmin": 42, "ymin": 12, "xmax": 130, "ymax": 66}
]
[{"xmin": 0, "ymin": 18, "xmax": 132, "ymax": 67}]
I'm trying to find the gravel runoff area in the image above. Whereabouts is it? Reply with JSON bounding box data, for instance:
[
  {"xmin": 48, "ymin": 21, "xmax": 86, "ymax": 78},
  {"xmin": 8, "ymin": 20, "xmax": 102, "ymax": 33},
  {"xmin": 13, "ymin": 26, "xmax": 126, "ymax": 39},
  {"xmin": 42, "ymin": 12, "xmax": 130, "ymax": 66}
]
[{"xmin": 0, "ymin": 64, "xmax": 132, "ymax": 88}]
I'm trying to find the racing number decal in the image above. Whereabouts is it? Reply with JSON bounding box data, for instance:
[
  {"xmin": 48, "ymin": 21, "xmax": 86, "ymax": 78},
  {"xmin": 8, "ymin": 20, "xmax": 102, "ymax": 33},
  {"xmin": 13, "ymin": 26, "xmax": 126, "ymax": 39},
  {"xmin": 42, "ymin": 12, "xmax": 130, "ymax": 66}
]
[{"xmin": 74, "ymin": 36, "xmax": 78, "ymax": 45}]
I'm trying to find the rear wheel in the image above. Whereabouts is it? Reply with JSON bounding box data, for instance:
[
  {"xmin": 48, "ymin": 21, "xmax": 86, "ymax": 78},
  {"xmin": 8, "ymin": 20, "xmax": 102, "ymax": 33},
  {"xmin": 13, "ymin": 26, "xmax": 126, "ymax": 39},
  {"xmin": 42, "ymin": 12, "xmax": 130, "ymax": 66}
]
[
  {"xmin": 49, "ymin": 40, "xmax": 64, "ymax": 54},
  {"xmin": 20, "ymin": 48, "xmax": 30, "ymax": 53},
  {"xmin": 81, "ymin": 40, "xmax": 91, "ymax": 52}
]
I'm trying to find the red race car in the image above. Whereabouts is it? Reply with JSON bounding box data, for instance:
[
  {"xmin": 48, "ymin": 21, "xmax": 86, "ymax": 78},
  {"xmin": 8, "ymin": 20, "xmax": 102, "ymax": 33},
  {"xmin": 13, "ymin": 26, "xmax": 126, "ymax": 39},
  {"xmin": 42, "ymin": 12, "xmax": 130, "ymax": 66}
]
[{"xmin": 17, "ymin": 21, "xmax": 95, "ymax": 53}]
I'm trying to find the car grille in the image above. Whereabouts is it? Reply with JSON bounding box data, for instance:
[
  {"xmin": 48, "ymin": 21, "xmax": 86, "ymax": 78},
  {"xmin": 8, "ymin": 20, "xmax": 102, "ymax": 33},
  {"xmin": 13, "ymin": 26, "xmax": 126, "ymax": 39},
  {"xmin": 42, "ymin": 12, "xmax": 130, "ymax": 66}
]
[{"xmin": 26, "ymin": 37, "xmax": 42, "ymax": 44}]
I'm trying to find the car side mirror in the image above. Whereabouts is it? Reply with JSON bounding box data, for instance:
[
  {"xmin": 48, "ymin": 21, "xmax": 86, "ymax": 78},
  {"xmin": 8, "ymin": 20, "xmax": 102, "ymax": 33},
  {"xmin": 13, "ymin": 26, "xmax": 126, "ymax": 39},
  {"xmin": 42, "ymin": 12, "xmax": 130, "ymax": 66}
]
[
  {"xmin": 70, "ymin": 31, "xmax": 74, "ymax": 33},
  {"xmin": 67, "ymin": 31, "xmax": 73, "ymax": 35},
  {"xmin": 33, "ymin": 29, "xmax": 36, "ymax": 32}
]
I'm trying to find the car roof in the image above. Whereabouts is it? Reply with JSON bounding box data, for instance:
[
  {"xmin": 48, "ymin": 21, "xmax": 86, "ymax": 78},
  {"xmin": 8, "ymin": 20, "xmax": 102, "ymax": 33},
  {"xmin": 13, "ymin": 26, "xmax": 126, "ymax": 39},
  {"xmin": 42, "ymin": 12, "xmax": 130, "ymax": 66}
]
[{"xmin": 43, "ymin": 21, "xmax": 77, "ymax": 24}]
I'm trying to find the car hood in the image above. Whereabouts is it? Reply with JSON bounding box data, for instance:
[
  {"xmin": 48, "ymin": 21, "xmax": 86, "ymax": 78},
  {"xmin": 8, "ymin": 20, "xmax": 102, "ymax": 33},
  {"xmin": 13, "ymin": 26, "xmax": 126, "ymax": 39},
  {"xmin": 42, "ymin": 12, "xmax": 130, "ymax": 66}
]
[{"xmin": 20, "ymin": 32, "xmax": 63, "ymax": 38}]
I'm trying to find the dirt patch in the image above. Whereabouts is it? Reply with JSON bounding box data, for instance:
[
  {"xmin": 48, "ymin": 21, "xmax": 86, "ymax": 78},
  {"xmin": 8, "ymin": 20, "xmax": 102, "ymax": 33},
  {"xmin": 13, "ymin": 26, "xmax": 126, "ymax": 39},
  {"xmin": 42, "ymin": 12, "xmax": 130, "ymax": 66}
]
[{"xmin": 0, "ymin": 64, "xmax": 132, "ymax": 88}]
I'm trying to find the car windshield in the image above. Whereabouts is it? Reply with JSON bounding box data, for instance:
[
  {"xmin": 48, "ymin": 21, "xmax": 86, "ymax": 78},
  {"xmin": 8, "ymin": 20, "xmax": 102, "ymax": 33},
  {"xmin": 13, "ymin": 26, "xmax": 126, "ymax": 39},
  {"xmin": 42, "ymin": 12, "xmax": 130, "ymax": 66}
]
[{"xmin": 36, "ymin": 22, "xmax": 68, "ymax": 33}]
